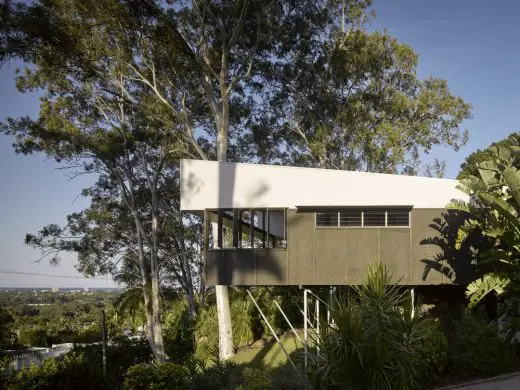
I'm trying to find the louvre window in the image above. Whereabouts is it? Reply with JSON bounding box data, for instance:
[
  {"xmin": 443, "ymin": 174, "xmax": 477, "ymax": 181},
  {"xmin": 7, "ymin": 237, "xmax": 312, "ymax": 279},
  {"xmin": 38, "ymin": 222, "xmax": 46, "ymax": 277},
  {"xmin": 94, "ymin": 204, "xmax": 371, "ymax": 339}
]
[
  {"xmin": 316, "ymin": 209, "xmax": 410, "ymax": 227},
  {"xmin": 339, "ymin": 210, "xmax": 362, "ymax": 226},
  {"xmin": 387, "ymin": 210, "xmax": 410, "ymax": 226},
  {"xmin": 363, "ymin": 210, "xmax": 386, "ymax": 226},
  {"xmin": 316, "ymin": 212, "xmax": 339, "ymax": 227}
]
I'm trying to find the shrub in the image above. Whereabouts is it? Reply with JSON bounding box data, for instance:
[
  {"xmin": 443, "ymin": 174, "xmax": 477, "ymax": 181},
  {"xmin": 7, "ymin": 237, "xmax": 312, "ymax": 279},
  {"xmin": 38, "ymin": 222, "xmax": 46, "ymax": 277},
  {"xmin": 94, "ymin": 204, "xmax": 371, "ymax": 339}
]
[
  {"xmin": 194, "ymin": 292, "xmax": 261, "ymax": 361},
  {"xmin": 238, "ymin": 367, "xmax": 272, "ymax": 390},
  {"xmin": 5, "ymin": 352, "xmax": 106, "ymax": 390},
  {"xmin": 18, "ymin": 328, "xmax": 51, "ymax": 347},
  {"xmin": 123, "ymin": 363, "xmax": 157, "ymax": 390},
  {"xmin": 163, "ymin": 300, "xmax": 195, "ymax": 362},
  {"xmin": 308, "ymin": 261, "xmax": 448, "ymax": 390},
  {"xmin": 153, "ymin": 362, "xmax": 188, "ymax": 389},
  {"xmin": 448, "ymin": 312, "xmax": 519, "ymax": 377},
  {"xmin": 194, "ymin": 305, "xmax": 219, "ymax": 361}
]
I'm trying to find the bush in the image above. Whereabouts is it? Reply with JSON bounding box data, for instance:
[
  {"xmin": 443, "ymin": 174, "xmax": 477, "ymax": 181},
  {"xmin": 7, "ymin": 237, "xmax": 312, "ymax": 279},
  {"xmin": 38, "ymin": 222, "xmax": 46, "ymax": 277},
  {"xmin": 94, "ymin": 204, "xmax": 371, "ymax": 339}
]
[
  {"xmin": 18, "ymin": 328, "xmax": 51, "ymax": 347},
  {"xmin": 123, "ymin": 364, "xmax": 157, "ymax": 390},
  {"xmin": 448, "ymin": 312, "xmax": 519, "ymax": 377},
  {"xmin": 194, "ymin": 292, "xmax": 261, "ymax": 361},
  {"xmin": 5, "ymin": 352, "xmax": 106, "ymax": 390},
  {"xmin": 185, "ymin": 355, "xmax": 272, "ymax": 390},
  {"xmin": 123, "ymin": 362, "xmax": 188, "ymax": 390},
  {"xmin": 194, "ymin": 305, "xmax": 219, "ymax": 361},
  {"xmin": 308, "ymin": 261, "xmax": 448, "ymax": 390},
  {"xmin": 238, "ymin": 367, "xmax": 272, "ymax": 390},
  {"xmin": 163, "ymin": 300, "xmax": 195, "ymax": 362}
]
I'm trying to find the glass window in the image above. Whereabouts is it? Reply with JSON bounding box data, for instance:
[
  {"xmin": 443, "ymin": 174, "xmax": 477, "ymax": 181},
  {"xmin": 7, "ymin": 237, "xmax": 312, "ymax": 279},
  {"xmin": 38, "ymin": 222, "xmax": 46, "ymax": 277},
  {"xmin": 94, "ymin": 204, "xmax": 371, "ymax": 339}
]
[
  {"xmin": 387, "ymin": 210, "xmax": 410, "ymax": 227},
  {"xmin": 363, "ymin": 210, "xmax": 386, "ymax": 226},
  {"xmin": 316, "ymin": 212, "xmax": 339, "ymax": 226},
  {"xmin": 207, "ymin": 209, "xmax": 287, "ymax": 250},
  {"xmin": 339, "ymin": 210, "xmax": 362, "ymax": 226}
]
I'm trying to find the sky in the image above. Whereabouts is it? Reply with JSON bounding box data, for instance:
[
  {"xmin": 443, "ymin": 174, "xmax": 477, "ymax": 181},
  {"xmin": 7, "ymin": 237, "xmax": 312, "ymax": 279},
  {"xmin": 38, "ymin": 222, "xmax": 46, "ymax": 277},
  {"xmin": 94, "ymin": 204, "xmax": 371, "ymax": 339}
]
[{"xmin": 1, "ymin": 0, "xmax": 520, "ymax": 287}]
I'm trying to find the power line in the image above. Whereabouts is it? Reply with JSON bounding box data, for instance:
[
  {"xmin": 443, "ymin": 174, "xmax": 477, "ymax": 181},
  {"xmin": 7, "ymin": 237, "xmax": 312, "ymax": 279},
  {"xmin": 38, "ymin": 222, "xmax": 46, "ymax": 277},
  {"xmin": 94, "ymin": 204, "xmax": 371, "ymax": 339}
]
[{"xmin": 0, "ymin": 269, "xmax": 109, "ymax": 280}]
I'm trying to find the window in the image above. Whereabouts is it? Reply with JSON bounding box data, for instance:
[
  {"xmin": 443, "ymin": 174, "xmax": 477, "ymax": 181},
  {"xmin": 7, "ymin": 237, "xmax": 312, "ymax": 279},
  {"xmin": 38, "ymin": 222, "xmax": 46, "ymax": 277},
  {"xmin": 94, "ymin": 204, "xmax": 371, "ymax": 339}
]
[
  {"xmin": 363, "ymin": 210, "xmax": 385, "ymax": 226},
  {"xmin": 387, "ymin": 209, "xmax": 410, "ymax": 226},
  {"xmin": 208, "ymin": 209, "xmax": 287, "ymax": 250},
  {"xmin": 340, "ymin": 209, "xmax": 362, "ymax": 227},
  {"xmin": 316, "ymin": 212, "xmax": 338, "ymax": 226},
  {"xmin": 316, "ymin": 208, "xmax": 410, "ymax": 227}
]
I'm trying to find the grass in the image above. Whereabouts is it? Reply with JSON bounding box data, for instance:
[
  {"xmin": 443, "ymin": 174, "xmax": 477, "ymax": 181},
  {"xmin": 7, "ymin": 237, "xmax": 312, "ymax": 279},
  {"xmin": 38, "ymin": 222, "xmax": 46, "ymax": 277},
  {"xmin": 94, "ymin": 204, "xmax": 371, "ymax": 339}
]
[{"xmin": 232, "ymin": 330, "xmax": 310, "ymax": 387}]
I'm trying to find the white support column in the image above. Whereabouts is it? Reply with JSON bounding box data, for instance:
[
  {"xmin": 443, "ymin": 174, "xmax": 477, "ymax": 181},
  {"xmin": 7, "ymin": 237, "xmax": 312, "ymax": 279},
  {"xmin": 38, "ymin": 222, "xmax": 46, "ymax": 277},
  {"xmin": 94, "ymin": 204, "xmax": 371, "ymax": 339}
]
[
  {"xmin": 315, "ymin": 297, "xmax": 320, "ymax": 355},
  {"xmin": 411, "ymin": 288, "xmax": 415, "ymax": 320},
  {"xmin": 304, "ymin": 289, "xmax": 308, "ymax": 370}
]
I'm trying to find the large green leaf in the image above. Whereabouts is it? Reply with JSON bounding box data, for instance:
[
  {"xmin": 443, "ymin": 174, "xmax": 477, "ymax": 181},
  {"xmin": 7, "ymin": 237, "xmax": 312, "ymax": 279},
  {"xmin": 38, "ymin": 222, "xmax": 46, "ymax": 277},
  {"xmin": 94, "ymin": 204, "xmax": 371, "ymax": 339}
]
[
  {"xmin": 466, "ymin": 273, "xmax": 510, "ymax": 308},
  {"xmin": 502, "ymin": 166, "xmax": 520, "ymax": 210},
  {"xmin": 479, "ymin": 192, "xmax": 520, "ymax": 233}
]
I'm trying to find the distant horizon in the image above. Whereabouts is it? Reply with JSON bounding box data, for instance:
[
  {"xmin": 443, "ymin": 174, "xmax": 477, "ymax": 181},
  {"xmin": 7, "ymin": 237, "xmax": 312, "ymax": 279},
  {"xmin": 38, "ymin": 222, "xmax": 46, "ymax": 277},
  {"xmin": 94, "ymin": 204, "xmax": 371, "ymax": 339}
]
[{"xmin": 0, "ymin": 286, "xmax": 124, "ymax": 291}]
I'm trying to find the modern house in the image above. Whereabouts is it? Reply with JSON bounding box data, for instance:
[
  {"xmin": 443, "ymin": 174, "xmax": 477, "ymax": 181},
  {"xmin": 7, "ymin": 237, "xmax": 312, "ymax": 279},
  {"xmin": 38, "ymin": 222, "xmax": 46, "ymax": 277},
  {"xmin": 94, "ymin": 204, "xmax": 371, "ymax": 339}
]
[{"xmin": 180, "ymin": 159, "xmax": 474, "ymax": 287}]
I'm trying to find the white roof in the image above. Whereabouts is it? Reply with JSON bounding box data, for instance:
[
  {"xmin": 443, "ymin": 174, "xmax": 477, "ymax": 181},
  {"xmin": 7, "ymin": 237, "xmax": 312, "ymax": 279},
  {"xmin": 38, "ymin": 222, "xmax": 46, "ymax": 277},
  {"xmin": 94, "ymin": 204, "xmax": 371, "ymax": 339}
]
[{"xmin": 180, "ymin": 159, "xmax": 469, "ymax": 211}]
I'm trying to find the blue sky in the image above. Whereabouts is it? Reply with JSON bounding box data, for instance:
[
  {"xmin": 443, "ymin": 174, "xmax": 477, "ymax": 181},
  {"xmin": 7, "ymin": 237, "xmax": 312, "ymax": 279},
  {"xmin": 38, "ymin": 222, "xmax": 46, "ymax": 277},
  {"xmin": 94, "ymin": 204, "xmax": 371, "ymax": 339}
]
[{"xmin": 1, "ymin": 0, "xmax": 519, "ymax": 287}]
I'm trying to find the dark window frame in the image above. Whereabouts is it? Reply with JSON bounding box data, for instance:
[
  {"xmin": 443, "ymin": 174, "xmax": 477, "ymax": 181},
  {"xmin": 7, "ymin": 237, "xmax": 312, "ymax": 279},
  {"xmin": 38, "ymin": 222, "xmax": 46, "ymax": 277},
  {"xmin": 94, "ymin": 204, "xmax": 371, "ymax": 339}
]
[{"xmin": 208, "ymin": 208, "xmax": 287, "ymax": 250}]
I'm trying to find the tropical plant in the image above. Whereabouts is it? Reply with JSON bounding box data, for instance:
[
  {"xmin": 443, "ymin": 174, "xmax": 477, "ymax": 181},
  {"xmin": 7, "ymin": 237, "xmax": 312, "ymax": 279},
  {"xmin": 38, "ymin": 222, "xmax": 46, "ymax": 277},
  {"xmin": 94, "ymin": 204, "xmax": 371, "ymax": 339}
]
[
  {"xmin": 308, "ymin": 261, "xmax": 447, "ymax": 390},
  {"xmin": 448, "ymin": 140, "xmax": 520, "ymax": 307},
  {"xmin": 123, "ymin": 362, "xmax": 188, "ymax": 390},
  {"xmin": 448, "ymin": 312, "xmax": 518, "ymax": 377}
]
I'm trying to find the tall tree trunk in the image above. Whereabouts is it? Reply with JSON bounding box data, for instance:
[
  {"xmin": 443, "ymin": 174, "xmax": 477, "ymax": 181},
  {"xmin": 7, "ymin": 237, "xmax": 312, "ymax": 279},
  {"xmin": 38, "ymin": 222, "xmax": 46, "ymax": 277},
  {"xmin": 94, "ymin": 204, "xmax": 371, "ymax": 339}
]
[
  {"xmin": 150, "ymin": 273, "xmax": 166, "ymax": 360},
  {"xmin": 142, "ymin": 281, "xmax": 157, "ymax": 357},
  {"xmin": 134, "ymin": 210, "xmax": 166, "ymax": 361},
  {"xmin": 150, "ymin": 210, "xmax": 166, "ymax": 361},
  {"xmin": 215, "ymin": 86, "xmax": 234, "ymax": 357}
]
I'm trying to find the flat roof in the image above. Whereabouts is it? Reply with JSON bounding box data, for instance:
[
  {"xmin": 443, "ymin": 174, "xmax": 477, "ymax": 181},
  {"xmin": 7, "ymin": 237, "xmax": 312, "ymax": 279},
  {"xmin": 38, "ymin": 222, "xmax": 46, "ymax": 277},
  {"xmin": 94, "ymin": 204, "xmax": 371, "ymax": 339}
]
[{"xmin": 180, "ymin": 159, "xmax": 469, "ymax": 211}]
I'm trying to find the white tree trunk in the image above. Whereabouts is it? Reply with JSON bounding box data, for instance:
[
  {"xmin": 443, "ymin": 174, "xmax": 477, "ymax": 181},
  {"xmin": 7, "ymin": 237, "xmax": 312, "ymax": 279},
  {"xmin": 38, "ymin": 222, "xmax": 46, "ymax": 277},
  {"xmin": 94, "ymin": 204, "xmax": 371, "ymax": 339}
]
[
  {"xmin": 216, "ymin": 284, "xmax": 234, "ymax": 359},
  {"xmin": 212, "ymin": 221, "xmax": 234, "ymax": 359}
]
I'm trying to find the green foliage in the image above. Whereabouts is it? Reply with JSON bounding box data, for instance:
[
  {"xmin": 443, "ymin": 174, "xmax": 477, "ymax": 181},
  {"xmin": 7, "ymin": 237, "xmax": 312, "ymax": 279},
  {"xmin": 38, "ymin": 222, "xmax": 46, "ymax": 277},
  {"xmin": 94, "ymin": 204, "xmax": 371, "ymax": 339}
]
[
  {"xmin": 188, "ymin": 357, "xmax": 239, "ymax": 389},
  {"xmin": 163, "ymin": 300, "xmax": 195, "ymax": 362},
  {"xmin": 459, "ymin": 132, "xmax": 520, "ymax": 179},
  {"xmin": 449, "ymin": 138, "xmax": 520, "ymax": 307},
  {"xmin": 237, "ymin": 367, "xmax": 272, "ymax": 390},
  {"xmin": 5, "ymin": 352, "xmax": 105, "ymax": 390},
  {"xmin": 0, "ymin": 307, "xmax": 15, "ymax": 349},
  {"xmin": 448, "ymin": 312, "xmax": 518, "ymax": 377},
  {"xmin": 308, "ymin": 261, "xmax": 448, "ymax": 390},
  {"xmin": 123, "ymin": 358, "xmax": 272, "ymax": 390},
  {"xmin": 123, "ymin": 364, "xmax": 157, "ymax": 390},
  {"xmin": 194, "ymin": 305, "xmax": 219, "ymax": 361},
  {"xmin": 195, "ymin": 291, "xmax": 264, "ymax": 361},
  {"xmin": 123, "ymin": 362, "xmax": 188, "ymax": 390},
  {"xmin": 18, "ymin": 328, "xmax": 51, "ymax": 348}
]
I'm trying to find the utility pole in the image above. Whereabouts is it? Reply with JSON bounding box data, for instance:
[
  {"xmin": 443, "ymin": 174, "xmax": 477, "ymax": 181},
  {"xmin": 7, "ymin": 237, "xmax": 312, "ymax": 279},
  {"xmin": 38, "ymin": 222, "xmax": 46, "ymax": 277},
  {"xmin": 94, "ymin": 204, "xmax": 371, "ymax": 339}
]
[{"xmin": 101, "ymin": 309, "xmax": 107, "ymax": 377}]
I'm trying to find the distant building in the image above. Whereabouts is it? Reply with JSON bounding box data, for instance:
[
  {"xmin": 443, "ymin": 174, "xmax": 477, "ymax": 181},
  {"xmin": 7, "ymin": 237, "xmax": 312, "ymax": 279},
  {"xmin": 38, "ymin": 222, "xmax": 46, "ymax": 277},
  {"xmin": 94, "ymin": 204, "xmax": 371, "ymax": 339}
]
[{"xmin": 52, "ymin": 287, "xmax": 60, "ymax": 292}]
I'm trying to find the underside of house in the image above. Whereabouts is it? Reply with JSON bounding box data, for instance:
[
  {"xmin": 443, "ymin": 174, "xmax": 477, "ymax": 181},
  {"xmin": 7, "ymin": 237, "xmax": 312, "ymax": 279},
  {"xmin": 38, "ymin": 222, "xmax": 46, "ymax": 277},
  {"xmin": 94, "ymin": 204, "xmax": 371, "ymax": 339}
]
[{"xmin": 180, "ymin": 159, "xmax": 474, "ymax": 287}]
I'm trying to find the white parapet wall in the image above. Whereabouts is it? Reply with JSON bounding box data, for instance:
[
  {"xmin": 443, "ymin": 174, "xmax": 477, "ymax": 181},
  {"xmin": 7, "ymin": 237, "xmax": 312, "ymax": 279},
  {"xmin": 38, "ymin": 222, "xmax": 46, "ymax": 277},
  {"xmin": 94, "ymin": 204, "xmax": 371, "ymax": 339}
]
[{"xmin": 180, "ymin": 159, "xmax": 469, "ymax": 211}]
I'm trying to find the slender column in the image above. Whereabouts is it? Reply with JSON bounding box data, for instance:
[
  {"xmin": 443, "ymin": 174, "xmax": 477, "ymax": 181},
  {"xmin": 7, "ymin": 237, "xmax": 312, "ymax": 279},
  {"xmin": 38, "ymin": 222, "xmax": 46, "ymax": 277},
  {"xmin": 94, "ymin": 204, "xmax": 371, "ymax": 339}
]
[
  {"xmin": 304, "ymin": 289, "xmax": 308, "ymax": 369},
  {"xmin": 315, "ymin": 297, "xmax": 320, "ymax": 355}
]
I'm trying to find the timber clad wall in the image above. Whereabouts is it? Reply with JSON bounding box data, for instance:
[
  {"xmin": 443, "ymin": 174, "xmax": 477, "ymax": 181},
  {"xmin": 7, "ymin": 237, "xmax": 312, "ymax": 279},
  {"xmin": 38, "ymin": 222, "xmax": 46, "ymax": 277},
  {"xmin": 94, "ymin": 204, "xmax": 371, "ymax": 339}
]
[{"xmin": 205, "ymin": 208, "xmax": 467, "ymax": 286}]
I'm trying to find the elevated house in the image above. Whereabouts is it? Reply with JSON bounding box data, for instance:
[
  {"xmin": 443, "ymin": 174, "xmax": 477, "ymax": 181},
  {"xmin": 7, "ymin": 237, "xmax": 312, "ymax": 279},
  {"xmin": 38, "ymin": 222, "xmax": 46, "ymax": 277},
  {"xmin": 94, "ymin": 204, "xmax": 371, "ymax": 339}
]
[{"xmin": 180, "ymin": 159, "xmax": 474, "ymax": 288}]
